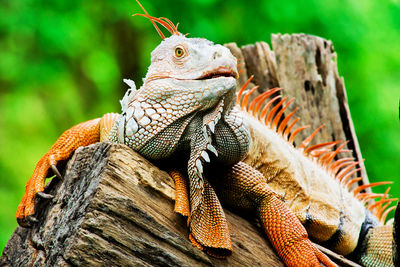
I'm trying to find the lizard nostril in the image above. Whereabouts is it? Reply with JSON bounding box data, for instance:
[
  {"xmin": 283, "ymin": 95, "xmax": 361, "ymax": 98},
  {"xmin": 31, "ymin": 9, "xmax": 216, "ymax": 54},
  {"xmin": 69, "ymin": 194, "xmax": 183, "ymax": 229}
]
[{"xmin": 213, "ymin": 51, "xmax": 221, "ymax": 60}]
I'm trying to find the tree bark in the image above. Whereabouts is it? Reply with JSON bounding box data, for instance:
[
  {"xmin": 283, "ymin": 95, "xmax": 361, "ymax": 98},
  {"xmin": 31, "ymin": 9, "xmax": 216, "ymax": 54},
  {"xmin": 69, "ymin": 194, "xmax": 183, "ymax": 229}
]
[{"xmin": 1, "ymin": 34, "xmax": 367, "ymax": 266}]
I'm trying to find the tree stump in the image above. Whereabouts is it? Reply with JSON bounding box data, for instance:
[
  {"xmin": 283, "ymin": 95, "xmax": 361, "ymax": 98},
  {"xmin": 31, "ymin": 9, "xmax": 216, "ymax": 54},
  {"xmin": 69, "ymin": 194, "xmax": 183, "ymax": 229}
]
[{"xmin": 1, "ymin": 34, "xmax": 367, "ymax": 266}]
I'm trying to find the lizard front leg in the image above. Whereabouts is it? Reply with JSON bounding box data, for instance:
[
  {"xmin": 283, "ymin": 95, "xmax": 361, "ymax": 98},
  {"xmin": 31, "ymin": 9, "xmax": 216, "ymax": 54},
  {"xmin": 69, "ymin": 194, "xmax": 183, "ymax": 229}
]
[
  {"xmin": 213, "ymin": 161, "xmax": 337, "ymax": 267},
  {"xmin": 16, "ymin": 113, "xmax": 118, "ymax": 227},
  {"xmin": 185, "ymin": 126, "xmax": 233, "ymax": 256},
  {"xmin": 168, "ymin": 168, "xmax": 232, "ymax": 257}
]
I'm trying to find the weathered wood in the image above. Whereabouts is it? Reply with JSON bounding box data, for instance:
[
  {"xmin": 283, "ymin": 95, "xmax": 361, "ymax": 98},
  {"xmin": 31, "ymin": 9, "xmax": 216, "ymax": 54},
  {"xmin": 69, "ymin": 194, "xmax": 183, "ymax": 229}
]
[
  {"xmin": 1, "ymin": 142, "xmax": 283, "ymax": 267},
  {"xmin": 1, "ymin": 34, "xmax": 367, "ymax": 266}
]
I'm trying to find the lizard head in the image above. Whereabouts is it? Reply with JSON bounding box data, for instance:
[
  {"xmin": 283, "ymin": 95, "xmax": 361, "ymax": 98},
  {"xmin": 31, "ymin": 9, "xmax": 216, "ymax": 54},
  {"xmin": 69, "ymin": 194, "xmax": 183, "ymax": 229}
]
[
  {"xmin": 144, "ymin": 35, "xmax": 238, "ymax": 85},
  {"xmin": 133, "ymin": 1, "xmax": 238, "ymax": 93}
]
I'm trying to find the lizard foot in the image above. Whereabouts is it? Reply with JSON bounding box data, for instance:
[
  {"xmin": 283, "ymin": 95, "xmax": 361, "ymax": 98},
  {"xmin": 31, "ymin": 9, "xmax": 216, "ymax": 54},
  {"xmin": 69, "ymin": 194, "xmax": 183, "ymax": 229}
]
[
  {"xmin": 16, "ymin": 117, "xmax": 102, "ymax": 227},
  {"xmin": 280, "ymin": 238, "xmax": 337, "ymax": 267},
  {"xmin": 16, "ymin": 154, "xmax": 60, "ymax": 227}
]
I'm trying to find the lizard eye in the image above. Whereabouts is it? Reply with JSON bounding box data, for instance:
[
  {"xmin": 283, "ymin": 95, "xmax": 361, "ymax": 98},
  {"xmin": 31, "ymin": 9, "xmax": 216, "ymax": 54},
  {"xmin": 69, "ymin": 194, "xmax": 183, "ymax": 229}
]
[{"xmin": 175, "ymin": 47, "xmax": 184, "ymax": 57}]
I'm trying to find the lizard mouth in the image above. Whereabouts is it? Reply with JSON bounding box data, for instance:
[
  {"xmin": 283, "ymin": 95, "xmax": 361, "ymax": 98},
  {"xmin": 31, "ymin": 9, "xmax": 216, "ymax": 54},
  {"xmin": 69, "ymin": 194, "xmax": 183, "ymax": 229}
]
[{"xmin": 196, "ymin": 67, "xmax": 238, "ymax": 80}]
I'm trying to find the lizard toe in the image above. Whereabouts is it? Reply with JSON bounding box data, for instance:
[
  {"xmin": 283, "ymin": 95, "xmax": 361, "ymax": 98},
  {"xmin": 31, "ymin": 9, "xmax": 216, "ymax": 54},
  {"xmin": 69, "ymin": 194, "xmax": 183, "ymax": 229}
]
[
  {"xmin": 36, "ymin": 191, "xmax": 54, "ymax": 199},
  {"xmin": 17, "ymin": 217, "xmax": 31, "ymax": 228},
  {"xmin": 51, "ymin": 164, "xmax": 63, "ymax": 180}
]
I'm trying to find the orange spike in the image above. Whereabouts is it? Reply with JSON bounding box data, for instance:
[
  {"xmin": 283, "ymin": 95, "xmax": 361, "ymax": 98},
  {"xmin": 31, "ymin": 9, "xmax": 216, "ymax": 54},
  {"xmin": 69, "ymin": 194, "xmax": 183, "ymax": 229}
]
[
  {"xmin": 133, "ymin": 14, "xmax": 177, "ymax": 37},
  {"xmin": 340, "ymin": 168, "xmax": 361, "ymax": 185},
  {"xmin": 160, "ymin": 17, "xmax": 179, "ymax": 34},
  {"xmin": 304, "ymin": 141, "xmax": 341, "ymax": 155},
  {"xmin": 272, "ymin": 98, "xmax": 295, "ymax": 130},
  {"xmin": 372, "ymin": 187, "xmax": 391, "ymax": 217},
  {"xmin": 260, "ymin": 95, "xmax": 282, "ymax": 121},
  {"xmin": 356, "ymin": 192, "xmax": 385, "ymax": 201},
  {"xmin": 299, "ymin": 124, "xmax": 325, "ymax": 149},
  {"xmin": 336, "ymin": 162, "xmax": 360, "ymax": 181},
  {"xmin": 368, "ymin": 198, "xmax": 397, "ymax": 212},
  {"xmin": 346, "ymin": 177, "xmax": 362, "ymax": 190},
  {"xmin": 288, "ymin": 125, "xmax": 310, "ymax": 144},
  {"xmin": 265, "ymin": 96, "xmax": 288, "ymax": 126},
  {"xmin": 331, "ymin": 160, "xmax": 356, "ymax": 176},
  {"xmin": 148, "ymin": 16, "xmax": 176, "ymax": 35},
  {"xmin": 241, "ymin": 86, "xmax": 259, "ymax": 110},
  {"xmin": 321, "ymin": 141, "xmax": 349, "ymax": 166},
  {"xmin": 248, "ymin": 91, "xmax": 267, "ymax": 115},
  {"xmin": 248, "ymin": 88, "xmax": 282, "ymax": 116},
  {"xmin": 377, "ymin": 202, "xmax": 392, "ymax": 221},
  {"xmin": 237, "ymin": 63, "xmax": 243, "ymax": 68},
  {"xmin": 278, "ymin": 107, "xmax": 299, "ymax": 135},
  {"xmin": 238, "ymin": 69, "xmax": 244, "ymax": 76},
  {"xmin": 328, "ymin": 156, "xmax": 353, "ymax": 174},
  {"xmin": 318, "ymin": 151, "xmax": 335, "ymax": 165},
  {"xmin": 371, "ymin": 187, "xmax": 391, "ymax": 216},
  {"xmin": 381, "ymin": 206, "xmax": 397, "ymax": 224},
  {"xmin": 134, "ymin": 0, "xmax": 166, "ymax": 39},
  {"xmin": 310, "ymin": 149, "xmax": 332, "ymax": 158},
  {"xmin": 352, "ymin": 181, "xmax": 393, "ymax": 196},
  {"xmin": 236, "ymin": 75, "xmax": 254, "ymax": 105},
  {"xmin": 283, "ymin": 118, "xmax": 300, "ymax": 140},
  {"xmin": 253, "ymin": 88, "xmax": 282, "ymax": 116}
]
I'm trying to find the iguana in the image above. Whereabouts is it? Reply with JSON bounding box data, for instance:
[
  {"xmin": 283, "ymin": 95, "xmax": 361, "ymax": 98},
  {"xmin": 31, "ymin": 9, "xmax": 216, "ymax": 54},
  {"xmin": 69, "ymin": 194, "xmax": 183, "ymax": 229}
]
[{"xmin": 16, "ymin": 2, "xmax": 398, "ymax": 266}]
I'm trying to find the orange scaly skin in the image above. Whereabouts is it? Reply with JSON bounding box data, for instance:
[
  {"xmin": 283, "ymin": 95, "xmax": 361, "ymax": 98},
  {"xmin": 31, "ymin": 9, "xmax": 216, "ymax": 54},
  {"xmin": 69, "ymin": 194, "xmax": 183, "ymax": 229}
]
[
  {"xmin": 168, "ymin": 170, "xmax": 190, "ymax": 216},
  {"xmin": 16, "ymin": 118, "xmax": 101, "ymax": 226}
]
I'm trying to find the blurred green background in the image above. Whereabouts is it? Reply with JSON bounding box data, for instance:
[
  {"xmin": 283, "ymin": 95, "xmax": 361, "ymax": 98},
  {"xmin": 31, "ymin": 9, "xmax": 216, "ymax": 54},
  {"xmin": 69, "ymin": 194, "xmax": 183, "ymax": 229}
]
[{"xmin": 0, "ymin": 0, "xmax": 399, "ymax": 252}]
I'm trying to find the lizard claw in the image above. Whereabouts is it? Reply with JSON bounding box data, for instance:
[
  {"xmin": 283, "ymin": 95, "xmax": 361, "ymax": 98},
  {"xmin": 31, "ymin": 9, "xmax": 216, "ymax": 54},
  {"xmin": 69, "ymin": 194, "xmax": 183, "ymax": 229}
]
[
  {"xmin": 17, "ymin": 215, "xmax": 39, "ymax": 228},
  {"xmin": 17, "ymin": 117, "xmax": 102, "ymax": 227},
  {"xmin": 16, "ymin": 155, "xmax": 54, "ymax": 227},
  {"xmin": 27, "ymin": 215, "xmax": 39, "ymax": 224},
  {"xmin": 51, "ymin": 164, "xmax": 63, "ymax": 180},
  {"xmin": 16, "ymin": 217, "xmax": 30, "ymax": 228},
  {"xmin": 36, "ymin": 192, "xmax": 54, "ymax": 199}
]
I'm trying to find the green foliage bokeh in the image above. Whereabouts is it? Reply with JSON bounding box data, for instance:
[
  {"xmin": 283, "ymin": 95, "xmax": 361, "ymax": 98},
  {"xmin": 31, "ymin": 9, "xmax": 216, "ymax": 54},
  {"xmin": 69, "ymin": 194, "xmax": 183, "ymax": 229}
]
[{"xmin": 0, "ymin": 0, "xmax": 399, "ymax": 252}]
